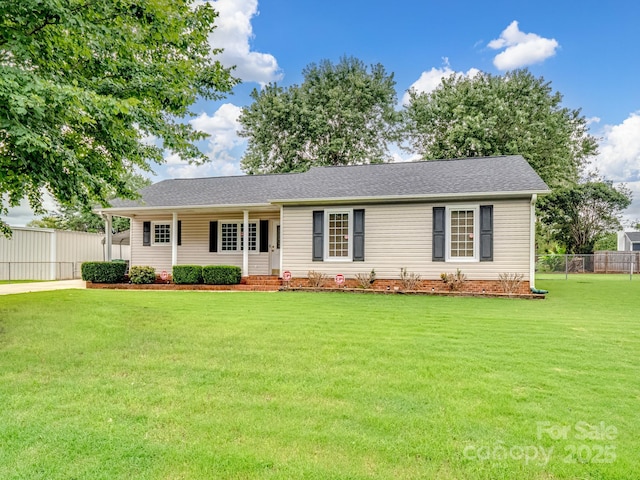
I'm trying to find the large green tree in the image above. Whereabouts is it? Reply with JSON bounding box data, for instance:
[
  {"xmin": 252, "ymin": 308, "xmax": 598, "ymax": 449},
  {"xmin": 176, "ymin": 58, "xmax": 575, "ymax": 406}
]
[
  {"xmin": 403, "ymin": 69, "xmax": 598, "ymax": 188},
  {"xmin": 28, "ymin": 173, "xmax": 151, "ymax": 233},
  {"xmin": 239, "ymin": 57, "xmax": 399, "ymax": 174},
  {"xmin": 537, "ymin": 181, "xmax": 631, "ymax": 254},
  {"xmin": 0, "ymin": 0, "xmax": 238, "ymax": 235}
]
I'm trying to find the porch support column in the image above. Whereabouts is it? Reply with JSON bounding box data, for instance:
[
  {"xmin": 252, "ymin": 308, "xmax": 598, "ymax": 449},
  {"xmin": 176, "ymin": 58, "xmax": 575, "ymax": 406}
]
[
  {"xmin": 104, "ymin": 214, "xmax": 113, "ymax": 261},
  {"xmin": 279, "ymin": 205, "xmax": 284, "ymax": 276},
  {"xmin": 242, "ymin": 210, "xmax": 249, "ymax": 277},
  {"xmin": 171, "ymin": 212, "xmax": 178, "ymax": 267}
]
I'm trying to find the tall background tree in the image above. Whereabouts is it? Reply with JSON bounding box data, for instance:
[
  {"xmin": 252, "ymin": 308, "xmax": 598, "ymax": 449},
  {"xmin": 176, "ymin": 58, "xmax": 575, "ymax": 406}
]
[
  {"xmin": 403, "ymin": 69, "xmax": 597, "ymax": 188},
  {"xmin": 537, "ymin": 182, "xmax": 631, "ymax": 254},
  {"xmin": 239, "ymin": 56, "xmax": 399, "ymax": 174},
  {"xmin": 0, "ymin": 0, "xmax": 238, "ymax": 235}
]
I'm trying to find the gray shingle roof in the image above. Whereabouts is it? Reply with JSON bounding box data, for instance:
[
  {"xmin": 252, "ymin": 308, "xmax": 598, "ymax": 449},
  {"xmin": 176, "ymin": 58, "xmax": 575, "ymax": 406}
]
[
  {"xmin": 108, "ymin": 155, "xmax": 549, "ymax": 209},
  {"xmin": 627, "ymin": 232, "xmax": 640, "ymax": 242}
]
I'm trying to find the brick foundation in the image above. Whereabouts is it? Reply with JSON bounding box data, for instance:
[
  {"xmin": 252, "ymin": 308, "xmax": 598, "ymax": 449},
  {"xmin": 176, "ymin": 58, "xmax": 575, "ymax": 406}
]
[
  {"xmin": 284, "ymin": 277, "xmax": 532, "ymax": 295},
  {"xmin": 86, "ymin": 275, "xmax": 539, "ymax": 297}
]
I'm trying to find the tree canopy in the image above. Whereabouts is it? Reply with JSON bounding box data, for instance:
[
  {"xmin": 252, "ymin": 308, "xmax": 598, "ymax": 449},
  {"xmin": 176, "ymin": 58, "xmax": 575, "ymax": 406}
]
[
  {"xmin": 537, "ymin": 181, "xmax": 631, "ymax": 254},
  {"xmin": 403, "ymin": 69, "xmax": 598, "ymax": 189},
  {"xmin": 239, "ymin": 56, "xmax": 399, "ymax": 174},
  {"xmin": 27, "ymin": 172, "xmax": 151, "ymax": 233},
  {"xmin": 0, "ymin": 0, "xmax": 238, "ymax": 235}
]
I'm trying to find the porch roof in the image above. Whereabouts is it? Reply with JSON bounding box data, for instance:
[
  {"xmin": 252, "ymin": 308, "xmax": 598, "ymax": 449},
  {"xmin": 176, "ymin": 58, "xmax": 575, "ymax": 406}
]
[{"xmin": 104, "ymin": 155, "xmax": 549, "ymax": 213}]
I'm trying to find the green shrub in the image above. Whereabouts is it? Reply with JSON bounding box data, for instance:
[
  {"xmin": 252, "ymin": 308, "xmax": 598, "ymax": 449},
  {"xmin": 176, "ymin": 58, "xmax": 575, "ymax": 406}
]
[
  {"xmin": 203, "ymin": 265, "xmax": 242, "ymax": 285},
  {"xmin": 172, "ymin": 265, "xmax": 203, "ymax": 284},
  {"xmin": 81, "ymin": 261, "xmax": 127, "ymax": 283},
  {"xmin": 129, "ymin": 266, "xmax": 156, "ymax": 284}
]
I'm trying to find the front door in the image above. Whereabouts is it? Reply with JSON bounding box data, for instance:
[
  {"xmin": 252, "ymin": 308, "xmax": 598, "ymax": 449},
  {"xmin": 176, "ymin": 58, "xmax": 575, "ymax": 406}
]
[{"xmin": 270, "ymin": 221, "xmax": 281, "ymax": 276}]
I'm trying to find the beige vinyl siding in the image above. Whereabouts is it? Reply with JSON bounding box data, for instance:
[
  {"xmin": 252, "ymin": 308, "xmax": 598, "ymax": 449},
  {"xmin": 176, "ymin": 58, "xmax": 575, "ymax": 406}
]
[
  {"xmin": 130, "ymin": 212, "xmax": 279, "ymax": 274},
  {"xmin": 282, "ymin": 199, "xmax": 533, "ymax": 281}
]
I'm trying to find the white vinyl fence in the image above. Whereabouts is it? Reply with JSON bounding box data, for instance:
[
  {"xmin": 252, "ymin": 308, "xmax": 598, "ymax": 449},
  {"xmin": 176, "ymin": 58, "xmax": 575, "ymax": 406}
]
[{"xmin": 0, "ymin": 227, "xmax": 112, "ymax": 280}]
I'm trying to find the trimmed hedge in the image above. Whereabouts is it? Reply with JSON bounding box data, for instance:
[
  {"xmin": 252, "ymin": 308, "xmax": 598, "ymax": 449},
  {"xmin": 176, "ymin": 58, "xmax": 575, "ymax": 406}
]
[
  {"xmin": 81, "ymin": 261, "xmax": 127, "ymax": 283},
  {"xmin": 203, "ymin": 265, "xmax": 242, "ymax": 285},
  {"xmin": 129, "ymin": 266, "xmax": 156, "ymax": 284},
  {"xmin": 172, "ymin": 265, "xmax": 203, "ymax": 284}
]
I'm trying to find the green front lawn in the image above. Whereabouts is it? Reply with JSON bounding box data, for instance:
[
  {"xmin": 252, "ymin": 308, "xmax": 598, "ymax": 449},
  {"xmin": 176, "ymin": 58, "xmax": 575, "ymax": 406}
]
[
  {"xmin": 0, "ymin": 279, "xmax": 638, "ymax": 479},
  {"xmin": 0, "ymin": 280, "xmax": 46, "ymax": 284}
]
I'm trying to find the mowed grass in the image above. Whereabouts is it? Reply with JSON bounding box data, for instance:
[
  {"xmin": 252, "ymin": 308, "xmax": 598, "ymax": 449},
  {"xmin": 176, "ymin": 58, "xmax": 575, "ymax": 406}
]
[
  {"xmin": 0, "ymin": 279, "xmax": 638, "ymax": 479},
  {"xmin": 0, "ymin": 280, "xmax": 45, "ymax": 285}
]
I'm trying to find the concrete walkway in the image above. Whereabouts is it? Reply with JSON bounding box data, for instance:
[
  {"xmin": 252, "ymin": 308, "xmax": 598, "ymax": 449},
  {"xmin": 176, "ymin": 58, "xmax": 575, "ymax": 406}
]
[{"xmin": 0, "ymin": 279, "xmax": 86, "ymax": 296}]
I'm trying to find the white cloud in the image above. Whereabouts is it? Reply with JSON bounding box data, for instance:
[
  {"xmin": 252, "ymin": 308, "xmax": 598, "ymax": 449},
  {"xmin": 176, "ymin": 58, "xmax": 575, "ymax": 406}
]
[
  {"xmin": 402, "ymin": 60, "xmax": 480, "ymax": 105},
  {"xmin": 596, "ymin": 112, "xmax": 640, "ymax": 182},
  {"xmin": 209, "ymin": 0, "xmax": 282, "ymax": 85},
  {"xmin": 488, "ymin": 21, "xmax": 559, "ymax": 70},
  {"xmin": 1, "ymin": 193, "xmax": 59, "ymax": 227},
  {"xmin": 595, "ymin": 112, "xmax": 640, "ymax": 222},
  {"xmin": 163, "ymin": 103, "xmax": 246, "ymax": 179}
]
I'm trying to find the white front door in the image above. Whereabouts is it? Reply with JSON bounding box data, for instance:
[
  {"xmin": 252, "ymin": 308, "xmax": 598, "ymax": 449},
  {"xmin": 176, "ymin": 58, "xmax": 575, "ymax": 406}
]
[{"xmin": 270, "ymin": 221, "xmax": 281, "ymax": 276}]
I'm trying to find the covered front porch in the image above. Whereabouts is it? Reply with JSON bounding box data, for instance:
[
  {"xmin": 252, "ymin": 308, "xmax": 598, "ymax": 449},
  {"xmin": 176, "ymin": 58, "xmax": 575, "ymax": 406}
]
[{"xmin": 101, "ymin": 205, "xmax": 282, "ymax": 277}]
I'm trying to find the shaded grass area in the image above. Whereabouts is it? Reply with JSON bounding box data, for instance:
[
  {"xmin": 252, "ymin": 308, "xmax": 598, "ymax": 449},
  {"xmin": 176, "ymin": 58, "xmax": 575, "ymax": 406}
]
[{"xmin": 0, "ymin": 279, "xmax": 638, "ymax": 479}]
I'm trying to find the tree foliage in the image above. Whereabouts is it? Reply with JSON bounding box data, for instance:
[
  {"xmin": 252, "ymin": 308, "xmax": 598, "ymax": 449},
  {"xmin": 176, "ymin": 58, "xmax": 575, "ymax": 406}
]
[
  {"xmin": 0, "ymin": 0, "xmax": 238, "ymax": 235},
  {"xmin": 403, "ymin": 69, "xmax": 598, "ymax": 188},
  {"xmin": 28, "ymin": 210, "xmax": 130, "ymax": 233},
  {"xmin": 27, "ymin": 172, "xmax": 150, "ymax": 232},
  {"xmin": 239, "ymin": 56, "xmax": 399, "ymax": 174},
  {"xmin": 537, "ymin": 182, "xmax": 632, "ymax": 254}
]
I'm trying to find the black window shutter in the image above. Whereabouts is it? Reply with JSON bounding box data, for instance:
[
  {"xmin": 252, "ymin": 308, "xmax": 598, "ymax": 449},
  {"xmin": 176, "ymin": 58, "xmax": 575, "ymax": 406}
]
[
  {"xmin": 312, "ymin": 211, "xmax": 324, "ymax": 261},
  {"xmin": 259, "ymin": 220, "xmax": 269, "ymax": 253},
  {"xmin": 209, "ymin": 221, "xmax": 218, "ymax": 253},
  {"xmin": 143, "ymin": 221, "xmax": 151, "ymax": 246},
  {"xmin": 479, "ymin": 205, "xmax": 493, "ymax": 261},
  {"xmin": 432, "ymin": 207, "xmax": 445, "ymax": 261},
  {"xmin": 177, "ymin": 220, "xmax": 182, "ymax": 246},
  {"xmin": 353, "ymin": 209, "xmax": 365, "ymax": 261}
]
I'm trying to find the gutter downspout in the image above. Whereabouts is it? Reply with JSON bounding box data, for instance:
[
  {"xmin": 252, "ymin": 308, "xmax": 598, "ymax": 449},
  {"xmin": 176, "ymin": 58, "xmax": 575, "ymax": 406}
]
[{"xmin": 530, "ymin": 194, "xmax": 537, "ymax": 290}]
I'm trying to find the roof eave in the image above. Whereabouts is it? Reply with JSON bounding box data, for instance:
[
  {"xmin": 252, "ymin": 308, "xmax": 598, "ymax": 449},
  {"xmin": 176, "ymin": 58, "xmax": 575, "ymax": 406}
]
[
  {"xmin": 95, "ymin": 202, "xmax": 275, "ymax": 216},
  {"xmin": 269, "ymin": 189, "xmax": 551, "ymax": 206}
]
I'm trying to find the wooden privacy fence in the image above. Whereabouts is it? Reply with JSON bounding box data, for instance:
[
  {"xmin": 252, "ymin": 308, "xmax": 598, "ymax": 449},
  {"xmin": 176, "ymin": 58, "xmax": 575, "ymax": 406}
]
[{"xmin": 594, "ymin": 251, "xmax": 640, "ymax": 273}]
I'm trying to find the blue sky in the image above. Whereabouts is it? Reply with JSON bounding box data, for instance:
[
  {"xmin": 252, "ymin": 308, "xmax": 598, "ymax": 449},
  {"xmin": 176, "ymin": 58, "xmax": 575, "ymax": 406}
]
[{"xmin": 4, "ymin": 0, "xmax": 640, "ymax": 225}]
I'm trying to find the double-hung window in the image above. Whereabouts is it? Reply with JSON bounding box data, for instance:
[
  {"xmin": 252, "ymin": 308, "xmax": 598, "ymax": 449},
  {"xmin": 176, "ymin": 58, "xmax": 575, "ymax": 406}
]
[
  {"xmin": 433, "ymin": 205, "xmax": 492, "ymax": 262},
  {"xmin": 153, "ymin": 222, "xmax": 171, "ymax": 245},
  {"xmin": 448, "ymin": 207, "xmax": 477, "ymax": 261},
  {"xmin": 327, "ymin": 211, "xmax": 351, "ymax": 260},
  {"xmin": 312, "ymin": 209, "xmax": 365, "ymax": 262},
  {"xmin": 220, "ymin": 222, "xmax": 257, "ymax": 252}
]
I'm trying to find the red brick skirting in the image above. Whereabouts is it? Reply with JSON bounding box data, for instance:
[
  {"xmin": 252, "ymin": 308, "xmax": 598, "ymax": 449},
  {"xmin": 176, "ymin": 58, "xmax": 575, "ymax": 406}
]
[
  {"xmin": 285, "ymin": 278, "xmax": 534, "ymax": 295},
  {"xmin": 86, "ymin": 276, "xmax": 544, "ymax": 298}
]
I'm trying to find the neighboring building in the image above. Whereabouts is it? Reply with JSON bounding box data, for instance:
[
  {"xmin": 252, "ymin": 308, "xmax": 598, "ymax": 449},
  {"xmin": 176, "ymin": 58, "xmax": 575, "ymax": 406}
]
[
  {"xmin": 97, "ymin": 155, "xmax": 550, "ymax": 292},
  {"xmin": 617, "ymin": 231, "xmax": 640, "ymax": 251},
  {"xmin": 0, "ymin": 227, "xmax": 106, "ymax": 280},
  {"xmin": 111, "ymin": 229, "xmax": 131, "ymax": 261}
]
